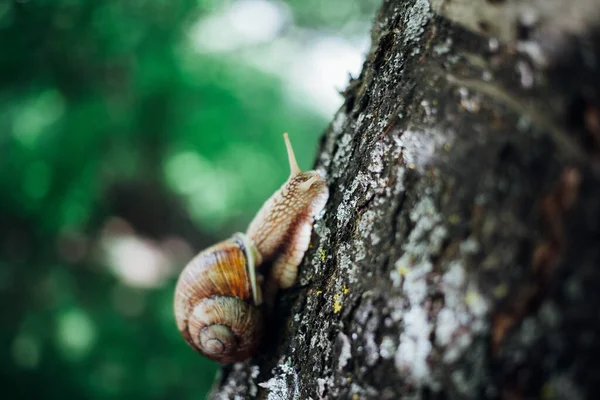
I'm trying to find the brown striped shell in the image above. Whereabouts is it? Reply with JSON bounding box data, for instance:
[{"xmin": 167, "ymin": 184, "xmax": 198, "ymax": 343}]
[{"xmin": 173, "ymin": 233, "xmax": 263, "ymax": 363}]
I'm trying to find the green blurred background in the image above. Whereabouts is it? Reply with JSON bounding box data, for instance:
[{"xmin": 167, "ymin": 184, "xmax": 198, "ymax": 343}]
[{"xmin": 0, "ymin": 0, "xmax": 378, "ymax": 398}]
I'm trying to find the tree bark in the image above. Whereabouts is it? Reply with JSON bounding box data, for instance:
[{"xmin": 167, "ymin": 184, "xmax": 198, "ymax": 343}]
[{"xmin": 211, "ymin": 0, "xmax": 600, "ymax": 398}]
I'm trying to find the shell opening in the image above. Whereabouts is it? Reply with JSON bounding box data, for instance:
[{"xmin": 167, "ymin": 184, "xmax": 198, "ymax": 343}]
[{"xmin": 232, "ymin": 233, "xmax": 263, "ymax": 306}]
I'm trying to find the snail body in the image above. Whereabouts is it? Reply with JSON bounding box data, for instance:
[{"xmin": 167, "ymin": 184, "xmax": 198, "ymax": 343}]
[
  {"xmin": 247, "ymin": 135, "xmax": 329, "ymax": 292},
  {"xmin": 174, "ymin": 134, "xmax": 329, "ymax": 363}
]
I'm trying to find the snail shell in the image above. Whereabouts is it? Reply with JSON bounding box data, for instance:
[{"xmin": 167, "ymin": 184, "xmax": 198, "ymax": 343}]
[
  {"xmin": 173, "ymin": 233, "xmax": 264, "ymax": 363},
  {"xmin": 174, "ymin": 133, "xmax": 329, "ymax": 363}
]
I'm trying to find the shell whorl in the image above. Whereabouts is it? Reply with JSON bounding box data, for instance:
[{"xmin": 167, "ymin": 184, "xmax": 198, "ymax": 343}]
[
  {"xmin": 173, "ymin": 234, "xmax": 263, "ymax": 363},
  {"xmin": 186, "ymin": 296, "xmax": 263, "ymax": 363}
]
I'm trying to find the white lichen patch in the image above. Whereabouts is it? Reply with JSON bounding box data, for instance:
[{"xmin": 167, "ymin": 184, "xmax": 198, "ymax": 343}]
[
  {"xmin": 368, "ymin": 140, "xmax": 386, "ymax": 175},
  {"xmin": 433, "ymin": 38, "xmax": 453, "ymax": 55},
  {"xmin": 394, "ymin": 166, "xmax": 407, "ymax": 199},
  {"xmin": 442, "ymin": 260, "xmax": 466, "ymax": 290},
  {"xmin": 336, "ymin": 178, "xmax": 357, "ymax": 229},
  {"xmin": 358, "ymin": 209, "xmax": 383, "ymax": 246},
  {"xmin": 356, "ymin": 112, "xmax": 372, "ymax": 126},
  {"xmin": 380, "ymin": 336, "xmax": 396, "ymax": 359},
  {"xmin": 336, "ymin": 332, "xmax": 352, "ymax": 371},
  {"xmin": 214, "ymin": 363, "xmax": 260, "ymax": 400},
  {"xmin": 338, "ymin": 242, "xmax": 358, "ymax": 285},
  {"xmin": 391, "ymin": 196, "xmax": 447, "ymax": 303},
  {"xmin": 396, "ymin": 254, "xmax": 431, "ymax": 305},
  {"xmin": 465, "ymin": 286, "xmax": 489, "ymax": 318},
  {"xmin": 337, "ymin": 172, "xmax": 371, "ymax": 229},
  {"xmin": 250, "ymin": 366, "xmax": 260, "ymax": 397},
  {"xmin": 394, "ymin": 306, "xmax": 433, "ymax": 382},
  {"xmin": 376, "ymin": 117, "xmax": 390, "ymax": 130},
  {"xmin": 316, "ymin": 377, "xmax": 330, "ymax": 398},
  {"xmin": 365, "ymin": 139, "xmax": 394, "ymax": 198},
  {"xmin": 516, "ymin": 40, "xmax": 547, "ymax": 67},
  {"xmin": 364, "ymin": 331, "xmax": 380, "ymax": 366},
  {"xmin": 353, "ymin": 236, "xmax": 367, "ymax": 263},
  {"xmin": 442, "ymin": 329, "xmax": 473, "ymax": 364},
  {"xmin": 389, "ymin": 297, "xmax": 406, "ymax": 323},
  {"xmin": 517, "ymin": 60, "xmax": 534, "ymax": 88},
  {"xmin": 320, "ymin": 112, "xmax": 348, "ymax": 172},
  {"xmin": 331, "ymin": 132, "xmax": 354, "ymax": 180},
  {"xmin": 403, "ymin": 0, "xmax": 432, "ymax": 55},
  {"xmin": 332, "ymin": 111, "xmax": 347, "ymax": 134},
  {"xmin": 389, "ymin": 193, "xmax": 490, "ymax": 388},
  {"xmin": 435, "ymin": 308, "xmax": 460, "ymax": 347},
  {"xmin": 390, "ymin": 195, "xmax": 447, "ymax": 386},
  {"xmin": 392, "ymin": 195, "xmax": 447, "ymax": 273},
  {"xmin": 435, "ymin": 259, "xmax": 490, "ymax": 367},
  {"xmin": 459, "ymin": 237, "xmax": 480, "ymax": 255},
  {"xmin": 258, "ymin": 360, "xmax": 300, "ymax": 400},
  {"xmin": 307, "ymin": 318, "xmax": 332, "ymax": 363},
  {"xmin": 392, "ymin": 128, "xmax": 448, "ymax": 172}
]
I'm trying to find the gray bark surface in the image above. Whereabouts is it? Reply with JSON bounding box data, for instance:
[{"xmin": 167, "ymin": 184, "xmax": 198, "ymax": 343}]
[{"xmin": 211, "ymin": 0, "xmax": 600, "ymax": 398}]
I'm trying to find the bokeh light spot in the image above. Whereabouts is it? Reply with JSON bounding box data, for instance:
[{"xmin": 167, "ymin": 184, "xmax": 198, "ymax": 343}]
[
  {"xmin": 164, "ymin": 151, "xmax": 238, "ymax": 228},
  {"xmin": 13, "ymin": 90, "xmax": 65, "ymax": 148},
  {"xmin": 56, "ymin": 308, "xmax": 96, "ymax": 362},
  {"xmin": 102, "ymin": 234, "xmax": 172, "ymax": 288},
  {"xmin": 191, "ymin": 0, "xmax": 290, "ymax": 52},
  {"xmin": 164, "ymin": 151, "xmax": 211, "ymax": 195}
]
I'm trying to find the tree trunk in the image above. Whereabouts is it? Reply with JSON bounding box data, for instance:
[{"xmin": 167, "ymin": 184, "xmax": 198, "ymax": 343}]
[{"xmin": 211, "ymin": 0, "xmax": 600, "ymax": 398}]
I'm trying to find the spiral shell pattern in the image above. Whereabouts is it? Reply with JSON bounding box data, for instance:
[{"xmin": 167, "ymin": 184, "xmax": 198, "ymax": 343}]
[{"xmin": 173, "ymin": 236, "xmax": 263, "ymax": 363}]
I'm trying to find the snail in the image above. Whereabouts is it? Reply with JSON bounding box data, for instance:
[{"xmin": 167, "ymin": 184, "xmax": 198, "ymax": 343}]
[{"xmin": 174, "ymin": 133, "xmax": 329, "ymax": 363}]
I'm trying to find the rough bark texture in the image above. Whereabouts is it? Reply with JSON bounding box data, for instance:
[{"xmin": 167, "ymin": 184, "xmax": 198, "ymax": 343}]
[{"xmin": 211, "ymin": 0, "xmax": 600, "ymax": 398}]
